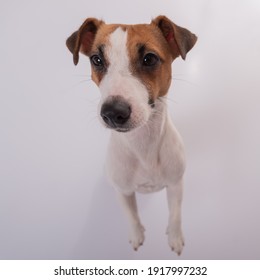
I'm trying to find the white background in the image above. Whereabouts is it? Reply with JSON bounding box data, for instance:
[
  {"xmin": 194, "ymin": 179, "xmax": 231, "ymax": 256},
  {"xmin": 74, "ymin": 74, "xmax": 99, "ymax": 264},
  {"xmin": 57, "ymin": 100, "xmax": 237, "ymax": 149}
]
[{"xmin": 0, "ymin": 0, "xmax": 260, "ymax": 259}]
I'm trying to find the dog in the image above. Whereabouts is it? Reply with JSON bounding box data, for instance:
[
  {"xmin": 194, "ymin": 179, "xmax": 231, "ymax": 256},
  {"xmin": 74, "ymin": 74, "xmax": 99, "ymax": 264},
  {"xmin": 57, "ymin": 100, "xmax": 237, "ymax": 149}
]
[{"xmin": 66, "ymin": 15, "xmax": 197, "ymax": 255}]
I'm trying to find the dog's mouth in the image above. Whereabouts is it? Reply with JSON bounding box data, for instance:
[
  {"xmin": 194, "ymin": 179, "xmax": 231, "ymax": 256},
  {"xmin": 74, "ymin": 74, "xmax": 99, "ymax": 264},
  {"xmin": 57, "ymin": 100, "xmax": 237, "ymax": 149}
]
[
  {"xmin": 102, "ymin": 118, "xmax": 148, "ymax": 133},
  {"xmin": 115, "ymin": 127, "xmax": 131, "ymax": 133},
  {"xmin": 102, "ymin": 120, "xmax": 134, "ymax": 133}
]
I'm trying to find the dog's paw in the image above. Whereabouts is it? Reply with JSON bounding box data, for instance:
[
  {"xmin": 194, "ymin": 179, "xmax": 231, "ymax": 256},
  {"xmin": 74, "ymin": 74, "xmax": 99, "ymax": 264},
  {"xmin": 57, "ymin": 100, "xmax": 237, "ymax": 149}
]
[
  {"xmin": 166, "ymin": 227, "xmax": 185, "ymax": 256},
  {"xmin": 129, "ymin": 224, "xmax": 145, "ymax": 251}
]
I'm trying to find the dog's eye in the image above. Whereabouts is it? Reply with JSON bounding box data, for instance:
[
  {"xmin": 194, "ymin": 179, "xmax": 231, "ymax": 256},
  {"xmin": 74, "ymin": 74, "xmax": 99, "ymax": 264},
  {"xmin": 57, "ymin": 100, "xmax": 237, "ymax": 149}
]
[
  {"xmin": 90, "ymin": 55, "xmax": 104, "ymax": 68},
  {"xmin": 143, "ymin": 53, "xmax": 159, "ymax": 67}
]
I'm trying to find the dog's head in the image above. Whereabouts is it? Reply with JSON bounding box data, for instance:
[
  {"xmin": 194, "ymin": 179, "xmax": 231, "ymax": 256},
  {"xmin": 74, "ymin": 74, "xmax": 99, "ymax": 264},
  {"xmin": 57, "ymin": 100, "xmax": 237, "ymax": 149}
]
[{"xmin": 66, "ymin": 16, "xmax": 197, "ymax": 132}]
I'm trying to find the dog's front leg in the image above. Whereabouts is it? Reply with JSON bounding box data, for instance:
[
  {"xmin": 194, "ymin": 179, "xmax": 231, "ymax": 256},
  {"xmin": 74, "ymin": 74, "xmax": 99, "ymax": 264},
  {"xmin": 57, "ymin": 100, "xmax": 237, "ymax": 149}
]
[
  {"xmin": 117, "ymin": 191, "xmax": 145, "ymax": 251},
  {"xmin": 166, "ymin": 178, "xmax": 185, "ymax": 255}
]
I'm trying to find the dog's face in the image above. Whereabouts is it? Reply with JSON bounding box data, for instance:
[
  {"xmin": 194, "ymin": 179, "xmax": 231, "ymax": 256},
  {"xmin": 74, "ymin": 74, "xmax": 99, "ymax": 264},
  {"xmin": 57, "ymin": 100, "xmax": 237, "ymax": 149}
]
[{"xmin": 67, "ymin": 16, "xmax": 197, "ymax": 132}]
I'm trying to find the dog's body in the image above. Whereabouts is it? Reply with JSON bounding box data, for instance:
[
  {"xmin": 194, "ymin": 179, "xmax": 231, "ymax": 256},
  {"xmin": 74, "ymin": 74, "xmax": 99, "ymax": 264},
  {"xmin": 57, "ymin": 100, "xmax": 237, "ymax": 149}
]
[{"xmin": 66, "ymin": 16, "xmax": 197, "ymax": 255}]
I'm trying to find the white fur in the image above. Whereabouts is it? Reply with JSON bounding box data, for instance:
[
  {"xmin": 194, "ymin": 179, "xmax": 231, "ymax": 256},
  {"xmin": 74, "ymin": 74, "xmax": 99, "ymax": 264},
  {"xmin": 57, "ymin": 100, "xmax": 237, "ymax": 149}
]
[
  {"xmin": 100, "ymin": 28, "xmax": 186, "ymax": 254},
  {"xmin": 99, "ymin": 28, "xmax": 151, "ymax": 129}
]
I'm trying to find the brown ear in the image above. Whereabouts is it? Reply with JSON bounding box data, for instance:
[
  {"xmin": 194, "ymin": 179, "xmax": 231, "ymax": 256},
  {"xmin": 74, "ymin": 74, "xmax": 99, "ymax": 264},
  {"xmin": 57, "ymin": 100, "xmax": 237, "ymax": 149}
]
[
  {"xmin": 152, "ymin": 15, "xmax": 197, "ymax": 60},
  {"xmin": 66, "ymin": 18, "xmax": 104, "ymax": 65}
]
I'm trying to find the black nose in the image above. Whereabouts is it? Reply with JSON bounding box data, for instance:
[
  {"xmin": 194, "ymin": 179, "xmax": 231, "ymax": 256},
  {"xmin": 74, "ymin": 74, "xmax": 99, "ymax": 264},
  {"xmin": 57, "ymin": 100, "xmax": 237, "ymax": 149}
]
[{"xmin": 101, "ymin": 97, "xmax": 131, "ymax": 128}]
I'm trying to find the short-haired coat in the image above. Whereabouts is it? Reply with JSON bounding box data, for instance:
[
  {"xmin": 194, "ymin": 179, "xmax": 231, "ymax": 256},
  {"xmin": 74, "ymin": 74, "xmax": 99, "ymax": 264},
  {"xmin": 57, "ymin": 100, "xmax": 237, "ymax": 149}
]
[{"xmin": 66, "ymin": 15, "xmax": 197, "ymax": 255}]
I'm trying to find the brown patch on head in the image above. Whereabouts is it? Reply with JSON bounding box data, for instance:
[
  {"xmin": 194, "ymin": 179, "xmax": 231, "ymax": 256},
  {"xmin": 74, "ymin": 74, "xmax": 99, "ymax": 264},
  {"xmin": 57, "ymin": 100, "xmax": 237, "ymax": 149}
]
[
  {"xmin": 66, "ymin": 20, "xmax": 124, "ymax": 85},
  {"xmin": 125, "ymin": 16, "xmax": 197, "ymax": 101},
  {"xmin": 88, "ymin": 24, "xmax": 120, "ymax": 85},
  {"xmin": 126, "ymin": 24, "xmax": 173, "ymax": 101}
]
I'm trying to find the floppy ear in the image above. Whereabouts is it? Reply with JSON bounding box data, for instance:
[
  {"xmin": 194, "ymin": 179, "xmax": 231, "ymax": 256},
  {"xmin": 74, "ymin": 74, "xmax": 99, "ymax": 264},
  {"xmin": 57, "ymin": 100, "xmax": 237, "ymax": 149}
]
[
  {"xmin": 152, "ymin": 15, "xmax": 197, "ymax": 60},
  {"xmin": 66, "ymin": 18, "xmax": 104, "ymax": 65}
]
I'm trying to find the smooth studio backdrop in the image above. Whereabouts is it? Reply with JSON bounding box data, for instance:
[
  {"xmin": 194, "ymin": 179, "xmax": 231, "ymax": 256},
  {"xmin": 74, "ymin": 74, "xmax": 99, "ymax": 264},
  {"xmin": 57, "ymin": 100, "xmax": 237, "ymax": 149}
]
[{"xmin": 0, "ymin": 0, "xmax": 260, "ymax": 259}]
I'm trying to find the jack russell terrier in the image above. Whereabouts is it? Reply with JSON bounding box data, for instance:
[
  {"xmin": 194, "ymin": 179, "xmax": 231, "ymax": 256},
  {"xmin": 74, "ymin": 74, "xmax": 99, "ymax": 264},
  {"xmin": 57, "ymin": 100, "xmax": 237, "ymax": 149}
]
[{"xmin": 66, "ymin": 15, "xmax": 197, "ymax": 255}]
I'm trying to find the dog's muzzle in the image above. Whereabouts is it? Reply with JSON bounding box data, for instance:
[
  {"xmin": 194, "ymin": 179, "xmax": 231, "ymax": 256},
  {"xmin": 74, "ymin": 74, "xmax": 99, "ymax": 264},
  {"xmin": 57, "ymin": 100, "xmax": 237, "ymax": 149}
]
[{"xmin": 101, "ymin": 96, "xmax": 131, "ymax": 131}]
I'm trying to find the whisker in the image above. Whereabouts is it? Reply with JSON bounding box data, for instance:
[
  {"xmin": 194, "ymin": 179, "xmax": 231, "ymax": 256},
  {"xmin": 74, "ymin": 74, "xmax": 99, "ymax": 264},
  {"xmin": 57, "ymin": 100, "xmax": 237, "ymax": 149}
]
[
  {"xmin": 158, "ymin": 96, "xmax": 178, "ymax": 105},
  {"xmin": 73, "ymin": 74, "xmax": 92, "ymax": 78},
  {"xmin": 172, "ymin": 73, "xmax": 185, "ymax": 77},
  {"xmin": 75, "ymin": 79, "xmax": 92, "ymax": 84},
  {"xmin": 171, "ymin": 77, "xmax": 198, "ymax": 87},
  {"xmin": 88, "ymin": 114, "xmax": 99, "ymax": 125},
  {"xmin": 165, "ymin": 98, "xmax": 178, "ymax": 104}
]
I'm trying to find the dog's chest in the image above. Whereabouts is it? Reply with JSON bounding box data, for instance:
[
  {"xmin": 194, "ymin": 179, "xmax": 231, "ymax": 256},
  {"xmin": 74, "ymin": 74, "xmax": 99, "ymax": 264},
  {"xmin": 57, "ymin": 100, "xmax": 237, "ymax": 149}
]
[
  {"xmin": 125, "ymin": 126, "xmax": 167, "ymax": 193},
  {"xmin": 133, "ymin": 162, "xmax": 166, "ymax": 193},
  {"xmin": 107, "ymin": 133, "xmax": 169, "ymax": 194}
]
